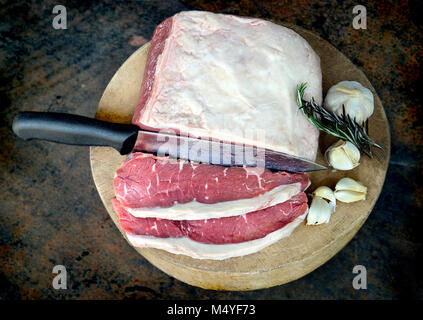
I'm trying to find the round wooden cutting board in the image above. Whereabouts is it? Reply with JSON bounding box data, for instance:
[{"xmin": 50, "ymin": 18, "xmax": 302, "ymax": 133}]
[{"xmin": 90, "ymin": 24, "xmax": 390, "ymax": 291}]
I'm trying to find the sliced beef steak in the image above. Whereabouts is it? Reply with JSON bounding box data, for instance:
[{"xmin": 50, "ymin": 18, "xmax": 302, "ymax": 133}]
[
  {"xmin": 114, "ymin": 153, "xmax": 309, "ymax": 214},
  {"xmin": 124, "ymin": 212, "xmax": 307, "ymax": 260},
  {"xmin": 113, "ymin": 192, "xmax": 307, "ymax": 245}
]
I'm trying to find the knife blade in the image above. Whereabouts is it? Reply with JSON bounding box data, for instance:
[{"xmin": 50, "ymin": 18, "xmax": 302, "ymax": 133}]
[
  {"xmin": 135, "ymin": 130, "xmax": 327, "ymax": 172},
  {"xmin": 12, "ymin": 112, "xmax": 327, "ymax": 173}
]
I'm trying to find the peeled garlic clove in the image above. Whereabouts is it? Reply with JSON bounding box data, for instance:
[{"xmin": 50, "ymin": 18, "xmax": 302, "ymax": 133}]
[
  {"xmin": 313, "ymin": 186, "xmax": 336, "ymax": 213},
  {"xmin": 335, "ymin": 177, "xmax": 367, "ymax": 193},
  {"xmin": 334, "ymin": 190, "xmax": 366, "ymax": 203},
  {"xmin": 335, "ymin": 177, "xmax": 367, "ymax": 203},
  {"xmin": 324, "ymin": 81, "xmax": 374, "ymax": 124},
  {"xmin": 343, "ymin": 142, "xmax": 361, "ymax": 164},
  {"xmin": 325, "ymin": 140, "xmax": 360, "ymax": 170},
  {"xmin": 306, "ymin": 196, "xmax": 332, "ymax": 225}
]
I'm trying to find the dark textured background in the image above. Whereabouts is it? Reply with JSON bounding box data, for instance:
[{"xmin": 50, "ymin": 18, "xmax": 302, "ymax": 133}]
[{"xmin": 1, "ymin": 0, "xmax": 422, "ymax": 299}]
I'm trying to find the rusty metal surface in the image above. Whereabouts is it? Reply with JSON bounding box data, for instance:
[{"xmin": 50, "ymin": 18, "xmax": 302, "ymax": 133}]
[{"xmin": 0, "ymin": 0, "xmax": 422, "ymax": 299}]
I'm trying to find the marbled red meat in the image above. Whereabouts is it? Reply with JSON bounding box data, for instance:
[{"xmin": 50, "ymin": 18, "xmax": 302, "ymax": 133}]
[
  {"xmin": 114, "ymin": 153, "xmax": 309, "ymax": 208},
  {"xmin": 113, "ymin": 193, "xmax": 308, "ymax": 244}
]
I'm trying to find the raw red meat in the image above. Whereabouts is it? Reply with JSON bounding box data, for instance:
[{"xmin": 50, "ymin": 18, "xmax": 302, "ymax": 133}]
[
  {"xmin": 113, "ymin": 193, "xmax": 308, "ymax": 244},
  {"xmin": 131, "ymin": 11, "xmax": 322, "ymax": 161},
  {"xmin": 110, "ymin": 11, "xmax": 323, "ymax": 259},
  {"xmin": 114, "ymin": 153, "xmax": 309, "ymax": 208},
  {"xmin": 135, "ymin": 17, "xmax": 173, "ymax": 130}
]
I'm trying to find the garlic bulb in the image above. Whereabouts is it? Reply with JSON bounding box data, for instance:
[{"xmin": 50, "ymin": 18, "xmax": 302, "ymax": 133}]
[
  {"xmin": 307, "ymin": 186, "xmax": 336, "ymax": 225},
  {"xmin": 334, "ymin": 177, "xmax": 367, "ymax": 203},
  {"xmin": 324, "ymin": 81, "xmax": 374, "ymax": 124},
  {"xmin": 325, "ymin": 140, "xmax": 361, "ymax": 170}
]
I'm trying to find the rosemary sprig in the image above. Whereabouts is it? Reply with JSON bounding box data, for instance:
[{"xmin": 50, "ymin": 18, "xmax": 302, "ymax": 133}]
[{"xmin": 296, "ymin": 83, "xmax": 383, "ymax": 158}]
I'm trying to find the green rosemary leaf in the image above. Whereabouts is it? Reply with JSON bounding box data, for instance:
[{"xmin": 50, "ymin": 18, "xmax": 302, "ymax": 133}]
[{"xmin": 296, "ymin": 82, "xmax": 383, "ymax": 158}]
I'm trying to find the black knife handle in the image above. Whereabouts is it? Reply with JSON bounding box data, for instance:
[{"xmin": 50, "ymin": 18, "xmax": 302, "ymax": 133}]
[{"xmin": 12, "ymin": 112, "xmax": 139, "ymax": 155}]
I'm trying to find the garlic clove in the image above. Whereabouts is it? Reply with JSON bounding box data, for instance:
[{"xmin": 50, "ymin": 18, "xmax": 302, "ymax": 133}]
[
  {"xmin": 306, "ymin": 196, "xmax": 332, "ymax": 225},
  {"xmin": 334, "ymin": 177, "xmax": 367, "ymax": 203},
  {"xmin": 327, "ymin": 146, "xmax": 355, "ymax": 170},
  {"xmin": 342, "ymin": 142, "xmax": 361, "ymax": 164},
  {"xmin": 325, "ymin": 140, "xmax": 360, "ymax": 170},
  {"xmin": 313, "ymin": 186, "xmax": 336, "ymax": 213},
  {"xmin": 335, "ymin": 177, "xmax": 367, "ymax": 193},
  {"xmin": 334, "ymin": 190, "xmax": 366, "ymax": 203}
]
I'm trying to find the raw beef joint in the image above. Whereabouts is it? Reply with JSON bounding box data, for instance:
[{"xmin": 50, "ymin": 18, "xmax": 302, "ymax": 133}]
[
  {"xmin": 132, "ymin": 11, "xmax": 322, "ymax": 160},
  {"xmin": 112, "ymin": 11, "xmax": 322, "ymax": 260}
]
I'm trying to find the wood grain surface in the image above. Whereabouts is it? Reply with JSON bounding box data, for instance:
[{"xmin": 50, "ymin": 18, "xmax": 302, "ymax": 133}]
[{"xmin": 89, "ymin": 24, "xmax": 390, "ymax": 291}]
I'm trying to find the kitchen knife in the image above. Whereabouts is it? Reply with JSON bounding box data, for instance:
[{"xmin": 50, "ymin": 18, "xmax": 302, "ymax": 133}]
[{"xmin": 12, "ymin": 112, "xmax": 327, "ymax": 173}]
